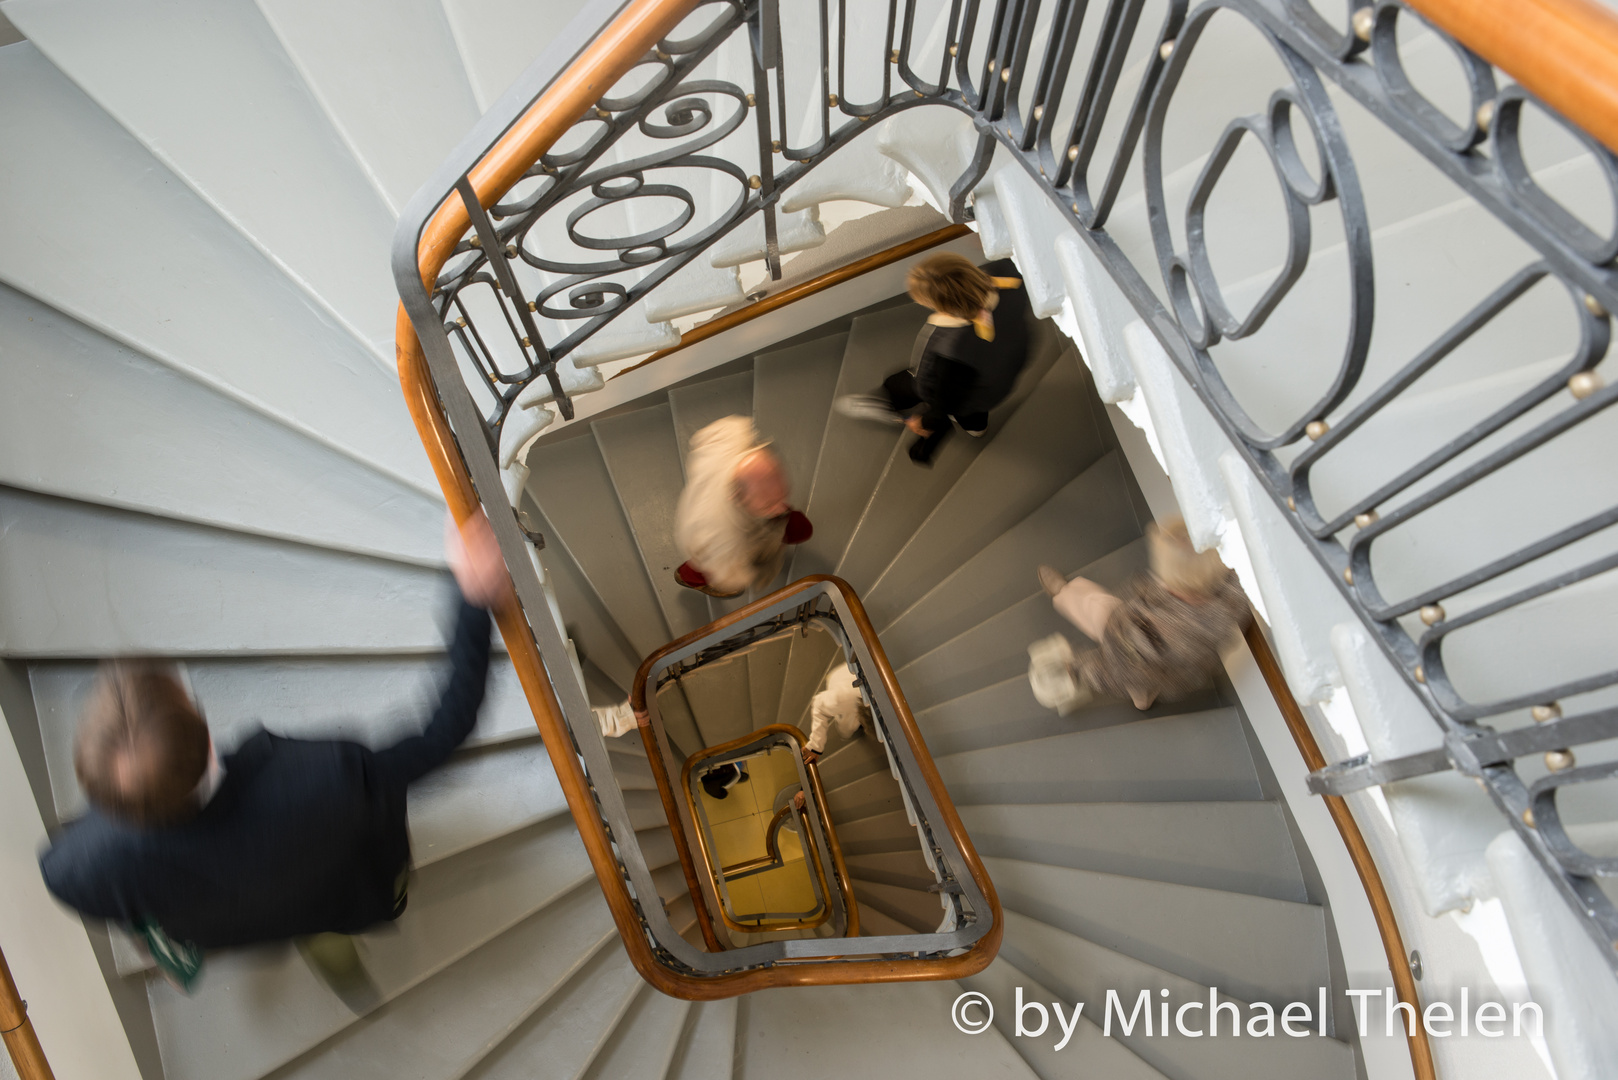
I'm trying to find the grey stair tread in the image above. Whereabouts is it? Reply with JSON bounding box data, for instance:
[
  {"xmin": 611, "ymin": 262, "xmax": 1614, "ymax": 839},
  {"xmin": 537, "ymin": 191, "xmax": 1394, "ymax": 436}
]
[
  {"xmin": 845, "ymin": 849, "xmax": 934, "ymax": 891},
  {"xmin": 581, "ymin": 986, "xmax": 691, "ymax": 1080},
  {"xmin": 523, "ymin": 500, "xmax": 642, "ymax": 693},
  {"xmin": 957, "ymin": 802, "xmax": 1308, "ymax": 904},
  {"xmin": 29, "ymin": 655, "xmax": 537, "ymax": 822},
  {"xmin": 0, "ymin": 43, "xmax": 432, "ymax": 489},
  {"xmin": 267, "ymin": 883, "xmax": 615, "ymax": 1080},
  {"xmin": 638, "ymin": 825, "xmax": 680, "ymax": 873},
  {"xmin": 826, "ymin": 768, "xmax": 905, "ymax": 825},
  {"xmin": 677, "ymin": 652, "xmax": 754, "ymax": 747},
  {"xmin": 0, "ymin": 488, "xmax": 453, "ymax": 658},
  {"xmin": 0, "ymin": 282, "xmax": 443, "ymax": 565},
  {"xmin": 815, "ymin": 730, "xmax": 890, "ymax": 790},
  {"xmin": 998, "ymin": 909, "xmax": 1356, "ymax": 1079},
  {"xmin": 786, "ymin": 305, "xmax": 926, "ymax": 579},
  {"xmin": 408, "ymin": 741, "xmax": 568, "ymax": 868},
  {"xmin": 666, "ymin": 999, "xmax": 738, "ymax": 1080},
  {"xmin": 933, "ymin": 708, "xmax": 1264, "ymax": 805},
  {"xmin": 149, "ymin": 816, "xmax": 593, "ymax": 1080},
  {"xmin": 915, "ymin": 672, "xmax": 1223, "ymax": 760},
  {"xmin": 655, "ymin": 681, "xmax": 706, "ymax": 759},
  {"xmin": 836, "ymin": 810, "xmax": 920, "ymax": 857},
  {"xmin": 983, "ymin": 855, "xmax": 1332, "ymax": 1010},
  {"xmin": 527, "ymin": 432, "xmax": 671, "ymax": 658},
  {"xmin": 668, "ymin": 369, "xmax": 754, "ymax": 474},
  {"xmin": 465, "ymin": 944, "xmax": 645, "ymax": 1080},
  {"xmin": 959, "ymin": 955, "xmax": 1169, "ymax": 1080},
  {"xmin": 851, "ymin": 879, "xmax": 943, "ymax": 933},
  {"xmin": 773, "ymin": 624, "xmax": 842, "ymax": 731},
  {"xmin": 865, "ymin": 350, "xmax": 1109, "ymax": 621},
  {"xmin": 835, "ymin": 325, "xmax": 1063, "ymax": 597},
  {"xmin": 879, "ymin": 452, "xmax": 1143, "ymax": 662},
  {"xmin": 612, "ymin": 750, "xmax": 660, "ymax": 792},
  {"xmin": 592, "ymin": 403, "xmax": 712, "ymax": 639},
  {"xmin": 751, "ymin": 333, "xmax": 847, "ymax": 509},
  {"xmin": 745, "ymin": 633, "xmax": 793, "ymax": 741},
  {"xmin": 740, "ymin": 980, "xmax": 1039, "ymax": 1080},
  {"xmin": 622, "ymin": 787, "xmax": 673, "ymax": 831},
  {"xmin": 855, "ymin": 902, "xmax": 916, "ymax": 938},
  {"xmin": 894, "ymin": 536, "xmax": 1153, "ymax": 712}
]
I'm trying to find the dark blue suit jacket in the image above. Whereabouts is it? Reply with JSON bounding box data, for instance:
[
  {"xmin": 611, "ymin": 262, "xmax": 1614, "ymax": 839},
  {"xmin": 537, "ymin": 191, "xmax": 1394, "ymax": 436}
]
[{"xmin": 39, "ymin": 598, "xmax": 492, "ymax": 948}]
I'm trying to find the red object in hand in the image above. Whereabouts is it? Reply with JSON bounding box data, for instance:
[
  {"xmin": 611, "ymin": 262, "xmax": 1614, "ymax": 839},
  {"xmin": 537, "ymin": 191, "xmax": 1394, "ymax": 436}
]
[
  {"xmin": 675, "ymin": 562, "xmax": 709, "ymax": 588},
  {"xmin": 783, "ymin": 509, "xmax": 814, "ymax": 545}
]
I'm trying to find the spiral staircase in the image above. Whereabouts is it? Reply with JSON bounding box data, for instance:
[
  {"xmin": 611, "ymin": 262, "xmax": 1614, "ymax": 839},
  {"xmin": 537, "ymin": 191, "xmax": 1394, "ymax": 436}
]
[{"xmin": 2, "ymin": 0, "xmax": 1616, "ymax": 1078}]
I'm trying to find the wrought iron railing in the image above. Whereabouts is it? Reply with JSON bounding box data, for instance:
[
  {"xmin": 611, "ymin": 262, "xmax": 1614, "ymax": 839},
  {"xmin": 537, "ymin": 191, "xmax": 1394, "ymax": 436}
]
[{"xmin": 393, "ymin": 0, "xmax": 1618, "ymax": 984}]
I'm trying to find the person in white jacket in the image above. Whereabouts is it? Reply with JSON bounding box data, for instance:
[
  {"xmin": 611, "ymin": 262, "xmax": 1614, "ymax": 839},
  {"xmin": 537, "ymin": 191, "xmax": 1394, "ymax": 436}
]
[
  {"xmin": 673, "ymin": 416, "xmax": 812, "ymax": 598},
  {"xmin": 802, "ymin": 666, "xmax": 872, "ymax": 765}
]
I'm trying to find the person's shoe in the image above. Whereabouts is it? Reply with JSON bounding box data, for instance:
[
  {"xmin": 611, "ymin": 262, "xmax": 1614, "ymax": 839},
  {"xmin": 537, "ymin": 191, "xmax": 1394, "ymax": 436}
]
[
  {"xmin": 783, "ymin": 509, "xmax": 813, "ymax": 545},
  {"xmin": 298, "ymin": 933, "xmax": 380, "ymax": 1014},
  {"xmin": 674, "ymin": 561, "xmax": 743, "ymax": 599},
  {"xmin": 1037, "ymin": 565, "xmax": 1067, "ymax": 598},
  {"xmin": 834, "ymin": 393, "xmax": 904, "ymax": 425},
  {"xmin": 964, "ymin": 426, "xmax": 988, "ymax": 438}
]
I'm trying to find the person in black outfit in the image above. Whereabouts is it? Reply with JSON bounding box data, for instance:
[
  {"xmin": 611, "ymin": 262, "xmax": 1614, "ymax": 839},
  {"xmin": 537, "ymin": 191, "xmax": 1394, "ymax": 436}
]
[
  {"xmin": 38, "ymin": 512, "xmax": 513, "ymax": 1005},
  {"xmin": 835, "ymin": 254, "xmax": 1032, "ymax": 464}
]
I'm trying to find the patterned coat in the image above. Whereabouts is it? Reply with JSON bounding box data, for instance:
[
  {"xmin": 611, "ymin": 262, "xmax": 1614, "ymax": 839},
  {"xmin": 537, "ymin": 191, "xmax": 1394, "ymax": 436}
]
[{"xmin": 1073, "ymin": 571, "xmax": 1251, "ymax": 705}]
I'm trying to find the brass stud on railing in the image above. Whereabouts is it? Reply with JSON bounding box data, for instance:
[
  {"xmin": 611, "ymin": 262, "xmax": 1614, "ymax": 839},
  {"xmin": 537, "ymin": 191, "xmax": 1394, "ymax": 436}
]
[
  {"xmin": 1352, "ymin": 6, "xmax": 1375, "ymax": 42},
  {"xmin": 1306, "ymin": 419, "xmax": 1330, "ymax": 440},
  {"xmin": 1522, "ymin": 807, "xmax": 1537, "ymax": 828},
  {"xmin": 1343, "ymin": 567, "xmax": 1354, "ymax": 586},
  {"xmin": 1354, "ymin": 509, "xmax": 1378, "ymax": 528},
  {"xmin": 469, "ymin": 234, "xmax": 481, "ymax": 248},
  {"xmin": 1584, "ymin": 293, "xmax": 1608, "ymax": 318},
  {"xmin": 1476, "ymin": 99, "xmax": 1496, "ymax": 134},
  {"xmin": 596, "ymin": 107, "xmax": 611, "ymax": 120},
  {"xmin": 772, "ymin": 139, "xmax": 781, "ymax": 153},
  {"xmin": 520, "ymin": 336, "xmax": 531, "ymax": 348},
  {"xmin": 1532, "ymin": 703, "xmax": 1562, "ymax": 723},
  {"xmin": 1413, "ymin": 664, "xmax": 1425, "ymax": 683},
  {"xmin": 456, "ymin": 317, "xmax": 467, "ymax": 328},
  {"xmin": 890, "ymin": 48, "xmax": 899, "ymax": 63},
  {"xmin": 1569, "ymin": 371, "xmax": 1604, "ymax": 400},
  {"xmin": 828, "ymin": 93, "xmax": 838, "ymax": 107},
  {"xmin": 1159, "ymin": 40, "xmax": 1175, "ymax": 61},
  {"xmin": 1067, "ymin": 144, "xmax": 1079, "ymax": 162},
  {"xmin": 1419, "ymin": 604, "xmax": 1446, "ymax": 626},
  {"xmin": 654, "ymin": 47, "xmax": 669, "ymax": 60},
  {"xmin": 746, "ymin": 93, "xmax": 755, "ymax": 107},
  {"xmin": 505, "ymin": 244, "xmax": 517, "ymax": 258},
  {"xmin": 528, "ymin": 301, "xmax": 537, "ymax": 312},
  {"xmin": 1546, "ymin": 749, "xmax": 1576, "ymax": 772},
  {"xmin": 1033, "ymin": 104, "xmax": 1044, "ymax": 121},
  {"xmin": 1288, "ymin": 496, "xmax": 1296, "ymax": 510},
  {"xmin": 1000, "ymin": 67, "xmax": 1011, "ymax": 83},
  {"xmin": 1071, "ymin": 201, "xmax": 1080, "ymax": 213},
  {"xmin": 749, "ymin": 175, "xmax": 761, "ymax": 190},
  {"xmin": 948, "ymin": 43, "xmax": 958, "ymax": 56},
  {"xmin": 914, "ymin": 89, "xmax": 924, "ymax": 98},
  {"xmin": 988, "ymin": 58, "xmax": 997, "ymax": 71}
]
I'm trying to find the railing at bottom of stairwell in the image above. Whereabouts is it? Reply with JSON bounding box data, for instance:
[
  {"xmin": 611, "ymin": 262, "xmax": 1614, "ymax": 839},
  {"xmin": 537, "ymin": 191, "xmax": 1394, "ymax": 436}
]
[{"xmin": 1, "ymin": 946, "xmax": 54, "ymax": 1080}]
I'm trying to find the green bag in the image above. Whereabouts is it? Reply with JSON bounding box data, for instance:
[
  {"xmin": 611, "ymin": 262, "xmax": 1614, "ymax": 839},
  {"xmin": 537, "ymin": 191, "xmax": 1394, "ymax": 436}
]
[{"xmin": 134, "ymin": 921, "xmax": 204, "ymax": 991}]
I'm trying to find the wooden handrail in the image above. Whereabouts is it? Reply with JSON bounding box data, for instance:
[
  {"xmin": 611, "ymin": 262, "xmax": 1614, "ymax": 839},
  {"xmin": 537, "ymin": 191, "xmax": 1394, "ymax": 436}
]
[
  {"xmin": 1407, "ymin": 0, "xmax": 1618, "ymax": 155},
  {"xmin": 1, "ymin": 947, "xmax": 54, "ymax": 1080},
  {"xmin": 1243, "ymin": 622, "xmax": 1437, "ymax": 1080},
  {"xmin": 611, "ymin": 223, "xmax": 973, "ymax": 380}
]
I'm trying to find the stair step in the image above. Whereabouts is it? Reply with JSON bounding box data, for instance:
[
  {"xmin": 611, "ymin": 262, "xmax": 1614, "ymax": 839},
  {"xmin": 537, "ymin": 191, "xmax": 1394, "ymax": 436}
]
[
  {"xmin": 835, "ymin": 810, "xmax": 920, "ymax": 857},
  {"xmin": 744, "ymin": 633, "xmax": 793, "ymax": 741},
  {"xmin": 592, "ymin": 403, "xmax": 712, "ymax": 639},
  {"xmin": 463, "ymin": 943, "xmax": 645, "ymax": 1080},
  {"xmin": 654, "ymin": 680, "xmax": 706, "ymax": 760},
  {"xmin": 880, "ymin": 453, "xmax": 1143, "ymax": 664},
  {"xmin": 838, "ymin": 322, "xmax": 1065, "ymax": 599},
  {"xmin": 0, "ymin": 283, "xmax": 443, "ymax": 566},
  {"xmin": 254, "ymin": 0, "xmax": 480, "ymax": 214},
  {"xmin": 0, "ymin": 489, "xmax": 454, "ymax": 657},
  {"xmin": 854, "ymin": 902, "xmax": 915, "ymax": 938},
  {"xmin": 959, "ymin": 955, "xmax": 1169, "ymax": 1080},
  {"xmin": 581, "ymin": 986, "xmax": 691, "ymax": 1080},
  {"xmin": 148, "ymin": 815, "xmax": 592, "ymax": 1080},
  {"xmin": 266, "ymin": 882, "xmax": 614, "ymax": 1080},
  {"xmin": 845, "ymin": 850, "xmax": 934, "ymax": 891},
  {"xmin": 408, "ymin": 741, "xmax": 568, "ymax": 868},
  {"xmin": 865, "ymin": 349, "xmax": 1109, "ymax": 622},
  {"xmin": 739, "ymin": 979, "xmax": 1039, "ymax": 1079},
  {"xmin": 622, "ymin": 787, "xmax": 673, "ymax": 831},
  {"xmin": 666, "ymin": 999, "xmax": 738, "ymax": 1080},
  {"xmin": 751, "ymin": 334, "xmax": 847, "ymax": 512},
  {"xmin": 957, "ymin": 802, "xmax": 1308, "ymax": 904},
  {"xmin": 519, "ymin": 501, "xmax": 642, "ymax": 695},
  {"xmin": 527, "ymin": 432, "xmax": 671, "ymax": 658},
  {"xmin": 7, "ymin": 0, "xmax": 399, "ymax": 349},
  {"xmin": 850, "ymin": 879, "xmax": 942, "ymax": 933},
  {"xmin": 772, "ymin": 623, "xmax": 842, "ymax": 732},
  {"xmin": 786, "ymin": 305, "xmax": 926, "ymax": 578},
  {"xmin": 826, "ymin": 768, "xmax": 905, "ymax": 826},
  {"xmin": 933, "ymin": 708, "xmax": 1264, "ymax": 805},
  {"xmin": 0, "ymin": 44, "xmax": 431, "ymax": 489},
  {"xmin": 998, "ymin": 908, "xmax": 1356, "ymax": 1079},
  {"xmin": 815, "ymin": 730, "xmax": 891, "ymax": 790},
  {"xmin": 983, "ymin": 855, "xmax": 1332, "ymax": 1011},
  {"xmin": 895, "ymin": 536, "xmax": 1150, "ymax": 712},
  {"xmin": 677, "ymin": 653, "xmax": 754, "ymax": 748},
  {"xmin": 668, "ymin": 370, "xmax": 755, "ymax": 475}
]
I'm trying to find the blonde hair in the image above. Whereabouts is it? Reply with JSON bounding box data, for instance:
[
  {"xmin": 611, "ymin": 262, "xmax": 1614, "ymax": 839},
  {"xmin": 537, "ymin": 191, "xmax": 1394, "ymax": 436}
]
[
  {"xmin": 75, "ymin": 662, "xmax": 210, "ymax": 826},
  {"xmin": 906, "ymin": 253, "xmax": 993, "ymax": 320},
  {"xmin": 1148, "ymin": 518, "xmax": 1230, "ymax": 595}
]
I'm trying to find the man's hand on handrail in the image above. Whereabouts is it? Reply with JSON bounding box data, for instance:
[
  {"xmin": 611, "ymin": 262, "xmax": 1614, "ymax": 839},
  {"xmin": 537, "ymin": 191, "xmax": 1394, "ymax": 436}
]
[{"xmin": 446, "ymin": 511, "xmax": 515, "ymax": 610}]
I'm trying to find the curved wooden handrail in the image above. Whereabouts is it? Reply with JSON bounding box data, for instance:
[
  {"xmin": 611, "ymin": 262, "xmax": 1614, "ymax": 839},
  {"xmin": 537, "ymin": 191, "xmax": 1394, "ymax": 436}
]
[
  {"xmin": 1, "ymin": 947, "xmax": 53, "ymax": 1080},
  {"xmin": 1243, "ymin": 622, "xmax": 1437, "ymax": 1080},
  {"xmin": 611, "ymin": 223, "xmax": 973, "ymax": 380},
  {"xmin": 1407, "ymin": 0, "xmax": 1618, "ymax": 155}
]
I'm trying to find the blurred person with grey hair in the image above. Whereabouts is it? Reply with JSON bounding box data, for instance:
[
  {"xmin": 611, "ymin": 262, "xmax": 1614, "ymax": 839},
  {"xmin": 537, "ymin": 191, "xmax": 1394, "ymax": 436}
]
[{"xmin": 1028, "ymin": 518, "xmax": 1250, "ymax": 714}]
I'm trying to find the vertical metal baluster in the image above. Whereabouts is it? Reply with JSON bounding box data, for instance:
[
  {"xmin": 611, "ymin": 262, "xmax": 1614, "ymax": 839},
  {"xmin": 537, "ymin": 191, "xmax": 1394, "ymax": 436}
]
[{"xmin": 751, "ymin": 7, "xmax": 784, "ymax": 279}]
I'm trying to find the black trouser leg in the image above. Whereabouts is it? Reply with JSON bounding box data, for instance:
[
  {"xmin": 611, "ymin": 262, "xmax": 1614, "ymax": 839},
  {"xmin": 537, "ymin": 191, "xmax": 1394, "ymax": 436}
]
[
  {"xmin": 908, "ymin": 425, "xmax": 951, "ymax": 464},
  {"xmin": 882, "ymin": 370, "xmax": 923, "ymax": 413},
  {"xmin": 956, "ymin": 411, "xmax": 989, "ymax": 433}
]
